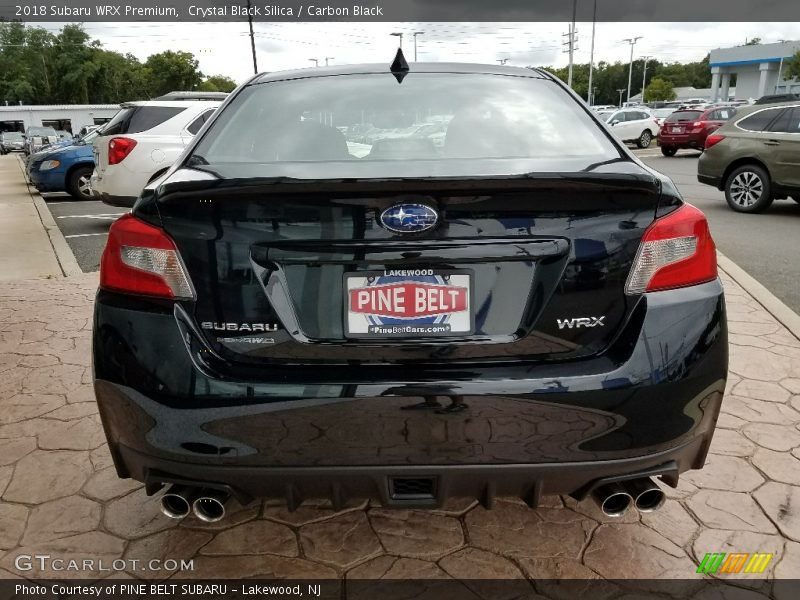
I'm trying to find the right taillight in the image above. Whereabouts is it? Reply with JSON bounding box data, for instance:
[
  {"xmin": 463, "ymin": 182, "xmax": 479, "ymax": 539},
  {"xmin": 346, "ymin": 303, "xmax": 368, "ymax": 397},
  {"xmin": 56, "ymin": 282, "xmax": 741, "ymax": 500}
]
[
  {"xmin": 625, "ymin": 203, "xmax": 717, "ymax": 294},
  {"xmin": 100, "ymin": 213, "xmax": 194, "ymax": 299},
  {"xmin": 705, "ymin": 134, "xmax": 725, "ymax": 149},
  {"xmin": 108, "ymin": 137, "xmax": 137, "ymax": 165}
]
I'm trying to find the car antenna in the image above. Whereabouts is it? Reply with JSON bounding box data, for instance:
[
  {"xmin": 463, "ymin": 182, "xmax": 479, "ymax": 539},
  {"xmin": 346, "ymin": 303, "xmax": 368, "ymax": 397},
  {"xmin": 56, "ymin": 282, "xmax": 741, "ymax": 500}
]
[{"xmin": 390, "ymin": 48, "xmax": 410, "ymax": 84}]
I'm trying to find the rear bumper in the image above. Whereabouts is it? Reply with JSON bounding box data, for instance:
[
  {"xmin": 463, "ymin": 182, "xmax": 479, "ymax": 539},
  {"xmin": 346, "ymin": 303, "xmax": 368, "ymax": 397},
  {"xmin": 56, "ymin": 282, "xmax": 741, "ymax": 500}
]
[
  {"xmin": 697, "ymin": 173, "xmax": 723, "ymax": 189},
  {"xmin": 92, "ymin": 189, "xmax": 137, "ymax": 207},
  {"xmin": 93, "ymin": 280, "xmax": 728, "ymax": 506},
  {"xmin": 657, "ymin": 133, "xmax": 705, "ymax": 148}
]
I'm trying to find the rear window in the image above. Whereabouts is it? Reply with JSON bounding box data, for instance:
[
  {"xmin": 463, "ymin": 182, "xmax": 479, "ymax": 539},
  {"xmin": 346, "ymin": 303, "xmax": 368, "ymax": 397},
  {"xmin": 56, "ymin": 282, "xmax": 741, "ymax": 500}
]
[
  {"xmin": 190, "ymin": 72, "xmax": 619, "ymax": 179},
  {"xmin": 102, "ymin": 106, "xmax": 187, "ymax": 136},
  {"xmin": 665, "ymin": 111, "xmax": 702, "ymax": 123}
]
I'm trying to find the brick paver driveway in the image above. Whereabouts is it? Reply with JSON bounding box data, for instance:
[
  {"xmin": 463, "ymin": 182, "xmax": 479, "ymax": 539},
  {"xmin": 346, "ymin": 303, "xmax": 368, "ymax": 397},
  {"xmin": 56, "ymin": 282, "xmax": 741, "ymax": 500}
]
[{"xmin": 1, "ymin": 271, "xmax": 798, "ymax": 596}]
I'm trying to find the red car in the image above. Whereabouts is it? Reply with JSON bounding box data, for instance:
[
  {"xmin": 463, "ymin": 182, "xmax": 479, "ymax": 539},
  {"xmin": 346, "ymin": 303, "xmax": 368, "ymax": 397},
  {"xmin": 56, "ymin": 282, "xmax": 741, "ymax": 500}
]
[{"xmin": 657, "ymin": 106, "xmax": 737, "ymax": 156}]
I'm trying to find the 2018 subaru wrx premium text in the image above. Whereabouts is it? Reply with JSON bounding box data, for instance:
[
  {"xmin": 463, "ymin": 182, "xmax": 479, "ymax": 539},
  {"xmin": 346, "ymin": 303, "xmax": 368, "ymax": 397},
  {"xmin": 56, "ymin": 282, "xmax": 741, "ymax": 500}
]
[{"xmin": 93, "ymin": 61, "xmax": 727, "ymax": 522}]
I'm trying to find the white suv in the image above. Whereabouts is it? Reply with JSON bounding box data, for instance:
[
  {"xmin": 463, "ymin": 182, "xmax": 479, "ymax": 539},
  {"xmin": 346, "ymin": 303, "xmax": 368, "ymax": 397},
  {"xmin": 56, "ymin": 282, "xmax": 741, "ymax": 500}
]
[
  {"xmin": 90, "ymin": 100, "xmax": 221, "ymax": 207},
  {"xmin": 602, "ymin": 108, "xmax": 660, "ymax": 149}
]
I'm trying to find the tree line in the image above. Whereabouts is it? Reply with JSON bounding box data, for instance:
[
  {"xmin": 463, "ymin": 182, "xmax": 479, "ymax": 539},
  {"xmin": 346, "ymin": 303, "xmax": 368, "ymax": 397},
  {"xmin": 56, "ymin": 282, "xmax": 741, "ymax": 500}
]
[
  {"xmin": 0, "ymin": 22, "xmax": 238, "ymax": 105},
  {"xmin": 542, "ymin": 56, "xmax": 714, "ymax": 104}
]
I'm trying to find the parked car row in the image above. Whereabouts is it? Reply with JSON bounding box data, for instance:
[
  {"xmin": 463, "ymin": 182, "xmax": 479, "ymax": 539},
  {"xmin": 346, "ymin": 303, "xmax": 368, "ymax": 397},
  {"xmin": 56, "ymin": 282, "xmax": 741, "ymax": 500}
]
[{"xmin": 27, "ymin": 127, "xmax": 103, "ymax": 199}]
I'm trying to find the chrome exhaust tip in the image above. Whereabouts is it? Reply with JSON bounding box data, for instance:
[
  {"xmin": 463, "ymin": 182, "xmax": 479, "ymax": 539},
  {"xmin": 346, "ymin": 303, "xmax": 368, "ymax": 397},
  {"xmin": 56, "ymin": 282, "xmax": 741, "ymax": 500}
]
[
  {"xmin": 192, "ymin": 489, "xmax": 230, "ymax": 523},
  {"xmin": 160, "ymin": 485, "xmax": 199, "ymax": 519},
  {"xmin": 591, "ymin": 482, "xmax": 634, "ymax": 517},
  {"xmin": 624, "ymin": 478, "xmax": 666, "ymax": 513}
]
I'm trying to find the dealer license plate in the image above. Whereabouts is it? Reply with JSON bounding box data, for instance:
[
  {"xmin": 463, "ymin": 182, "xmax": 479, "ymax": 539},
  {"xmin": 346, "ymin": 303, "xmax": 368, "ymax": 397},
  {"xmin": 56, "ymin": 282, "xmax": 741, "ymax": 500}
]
[{"xmin": 344, "ymin": 269, "xmax": 473, "ymax": 338}]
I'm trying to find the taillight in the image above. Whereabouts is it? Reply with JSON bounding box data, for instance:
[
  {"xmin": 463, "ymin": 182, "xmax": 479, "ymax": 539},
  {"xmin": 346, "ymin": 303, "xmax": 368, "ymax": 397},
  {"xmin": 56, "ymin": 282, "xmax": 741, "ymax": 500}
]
[
  {"xmin": 705, "ymin": 134, "xmax": 725, "ymax": 149},
  {"xmin": 100, "ymin": 213, "xmax": 194, "ymax": 299},
  {"xmin": 625, "ymin": 203, "xmax": 717, "ymax": 294},
  {"xmin": 108, "ymin": 137, "xmax": 137, "ymax": 165}
]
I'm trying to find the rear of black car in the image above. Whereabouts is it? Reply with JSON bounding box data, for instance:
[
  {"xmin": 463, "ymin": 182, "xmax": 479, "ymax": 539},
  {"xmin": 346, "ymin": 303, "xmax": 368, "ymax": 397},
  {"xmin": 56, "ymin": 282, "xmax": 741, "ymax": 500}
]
[{"xmin": 93, "ymin": 65, "xmax": 727, "ymax": 512}]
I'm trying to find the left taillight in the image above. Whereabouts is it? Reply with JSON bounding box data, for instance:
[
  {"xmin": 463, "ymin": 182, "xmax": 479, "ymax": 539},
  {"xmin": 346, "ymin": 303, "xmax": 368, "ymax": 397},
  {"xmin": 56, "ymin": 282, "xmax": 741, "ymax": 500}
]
[
  {"xmin": 625, "ymin": 203, "xmax": 717, "ymax": 294},
  {"xmin": 100, "ymin": 213, "xmax": 194, "ymax": 299},
  {"xmin": 108, "ymin": 137, "xmax": 137, "ymax": 165}
]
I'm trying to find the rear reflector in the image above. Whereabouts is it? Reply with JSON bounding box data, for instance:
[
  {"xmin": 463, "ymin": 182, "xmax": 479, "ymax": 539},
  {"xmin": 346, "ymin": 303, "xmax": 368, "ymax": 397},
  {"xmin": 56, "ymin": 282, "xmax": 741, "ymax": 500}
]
[
  {"xmin": 100, "ymin": 213, "xmax": 193, "ymax": 299},
  {"xmin": 625, "ymin": 203, "xmax": 717, "ymax": 294},
  {"xmin": 705, "ymin": 134, "xmax": 725, "ymax": 149},
  {"xmin": 108, "ymin": 137, "xmax": 137, "ymax": 165}
]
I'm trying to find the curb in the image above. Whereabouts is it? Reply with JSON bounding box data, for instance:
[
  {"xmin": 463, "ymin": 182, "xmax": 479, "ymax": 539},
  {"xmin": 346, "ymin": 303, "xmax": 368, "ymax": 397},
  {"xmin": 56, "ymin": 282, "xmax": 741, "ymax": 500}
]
[
  {"xmin": 14, "ymin": 155, "xmax": 83, "ymax": 278},
  {"xmin": 718, "ymin": 251, "xmax": 800, "ymax": 342}
]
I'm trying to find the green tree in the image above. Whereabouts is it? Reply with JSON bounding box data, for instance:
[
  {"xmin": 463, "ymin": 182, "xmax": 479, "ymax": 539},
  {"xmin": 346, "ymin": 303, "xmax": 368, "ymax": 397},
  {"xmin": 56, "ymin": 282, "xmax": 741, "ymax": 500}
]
[
  {"xmin": 143, "ymin": 50, "xmax": 203, "ymax": 97},
  {"xmin": 785, "ymin": 51, "xmax": 800, "ymax": 80},
  {"xmin": 644, "ymin": 77, "xmax": 677, "ymax": 101},
  {"xmin": 198, "ymin": 75, "xmax": 238, "ymax": 92}
]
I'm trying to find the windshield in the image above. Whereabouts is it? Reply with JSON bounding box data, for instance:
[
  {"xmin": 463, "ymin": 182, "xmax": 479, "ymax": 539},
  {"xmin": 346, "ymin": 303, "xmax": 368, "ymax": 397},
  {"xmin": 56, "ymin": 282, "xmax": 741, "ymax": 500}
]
[
  {"xmin": 665, "ymin": 111, "xmax": 703, "ymax": 123},
  {"xmin": 652, "ymin": 109, "xmax": 675, "ymax": 118},
  {"xmin": 189, "ymin": 72, "xmax": 619, "ymax": 179},
  {"xmin": 27, "ymin": 127, "xmax": 57, "ymax": 136},
  {"xmin": 76, "ymin": 129, "xmax": 101, "ymax": 145},
  {"xmin": 2, "ymin": 132, "xmax": 23, "ymax": 140}
]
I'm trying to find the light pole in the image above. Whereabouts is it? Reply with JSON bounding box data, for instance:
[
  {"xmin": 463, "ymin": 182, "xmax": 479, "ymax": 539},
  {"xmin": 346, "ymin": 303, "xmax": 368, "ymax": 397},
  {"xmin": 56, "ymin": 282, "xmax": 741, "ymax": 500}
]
[
  {"xmin": 413, "ymin": 31, "xmax": 424, "ymax": 61},
  {"xmin": 622, "ymin": 36, "xmax": 642, "ymax": 103},
  {"xmin": 563, "ymin": 0, "xmax": 578, "ymax": 88},
  {"xmin": 390, "ymin": 32, "xmax": 403, "ymax": 49},
  {"xmin": 617, "ymin": 88, "xmax": 626, "ymax": 107},
  {"xmin": 325, "ymin": 57, "xmax": 334, "ymax": 66},
  {"xmin": 308, "ymin": 58, "xmax": 319, "ymax": 67},
  {"xmin": 587, "ymin": 0, "xmax": 597, "ymax": 104},
  {"xmin": 641, "ymin": 55, "xmax": 650, "ymax": 103},
  {"xmin": 247, "ymin": 0, "xmax": 258, "ymax": 74},
  {"xmin": 497, "ymin": 58, "xmax": 509, "ymax": 65}
]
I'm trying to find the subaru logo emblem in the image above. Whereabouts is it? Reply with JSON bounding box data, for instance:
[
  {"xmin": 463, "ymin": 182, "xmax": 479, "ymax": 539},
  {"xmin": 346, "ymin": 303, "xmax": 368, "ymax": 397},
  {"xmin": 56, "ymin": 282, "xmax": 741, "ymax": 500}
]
[{"xmin": 379, "ymin": 204, "xmax": 438, "ymax": 234}]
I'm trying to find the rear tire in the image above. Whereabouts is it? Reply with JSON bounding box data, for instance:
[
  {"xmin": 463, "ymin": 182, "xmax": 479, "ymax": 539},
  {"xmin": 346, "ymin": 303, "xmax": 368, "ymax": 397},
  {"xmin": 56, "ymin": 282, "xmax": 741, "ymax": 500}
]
[
  {"xmin": 67, "ymin": 166, "xmax": 94, "ymax": 200},
  {"xmin": 660, "ymin": 146, "xmax": 677, "ymax": 157},
  {"xmin": 637, "ymin": 130, "xmax": 653, "ymax": 149},
  {"xmin": 725, "ymin": 165, "xmax": 773, "ymax": 213}
]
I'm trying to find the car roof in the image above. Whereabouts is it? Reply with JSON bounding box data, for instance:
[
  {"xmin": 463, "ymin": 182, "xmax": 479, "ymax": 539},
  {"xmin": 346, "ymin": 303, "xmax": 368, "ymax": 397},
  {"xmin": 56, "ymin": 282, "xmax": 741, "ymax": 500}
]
[
  {"xmin": 250, "ymin": 62, "xmax": 549, "ymax": 85},
  {"xmin": 119, "ymin": 100, "xmax": 222, "ymax": 108}
]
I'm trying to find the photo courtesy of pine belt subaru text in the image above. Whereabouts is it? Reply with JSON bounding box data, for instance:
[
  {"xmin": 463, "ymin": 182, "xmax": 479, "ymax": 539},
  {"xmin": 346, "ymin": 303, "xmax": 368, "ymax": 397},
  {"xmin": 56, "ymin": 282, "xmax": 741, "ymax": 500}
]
[{"xmin": 92, "ymin": 56, "xmax": 728, "ymax": 521}]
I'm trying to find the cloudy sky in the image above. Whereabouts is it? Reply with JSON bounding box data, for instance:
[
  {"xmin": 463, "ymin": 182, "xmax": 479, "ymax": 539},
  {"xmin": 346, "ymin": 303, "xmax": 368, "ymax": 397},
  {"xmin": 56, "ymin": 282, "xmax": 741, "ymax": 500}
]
[{"xmin": 42, "ymin": 21, "xmax": 800, "ymax": 83}]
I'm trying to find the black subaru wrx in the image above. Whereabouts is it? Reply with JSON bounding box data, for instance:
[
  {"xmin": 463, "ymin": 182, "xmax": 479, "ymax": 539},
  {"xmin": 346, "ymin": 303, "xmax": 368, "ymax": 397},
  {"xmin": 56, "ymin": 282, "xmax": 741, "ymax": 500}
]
[{"xmin": 93, "ymin": 62, "xmax": 727, "ymax": 522}]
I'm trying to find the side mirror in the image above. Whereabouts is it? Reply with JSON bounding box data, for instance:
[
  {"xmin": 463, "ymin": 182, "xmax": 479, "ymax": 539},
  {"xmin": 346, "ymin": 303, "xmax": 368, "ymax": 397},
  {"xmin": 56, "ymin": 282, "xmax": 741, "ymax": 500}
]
[{"xmin": 611, "ymin": 120, "xmax": 620, "ymax": 126}]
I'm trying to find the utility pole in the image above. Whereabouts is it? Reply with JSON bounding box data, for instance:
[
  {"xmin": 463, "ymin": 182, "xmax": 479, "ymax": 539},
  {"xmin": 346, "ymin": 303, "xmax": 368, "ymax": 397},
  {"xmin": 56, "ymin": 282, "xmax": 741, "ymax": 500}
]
[
  {"xmin": 308, "ymin": 58, "xmax": 319, "ymax": 67},
  {"xmin": 641, "ymin": 56, "xmax": 650, "ymax": 103},
  {"xmin": 247, "ymin": 0, "xmax": 258, "ymax": 74},
  {"xmin": 325, "ymin": 57, "xmax": 334, "ymax": 66},
  {"xmin": 622, "ymin": 36, "xmax": 642, "ymax": 103},
  {"xmin": 617, "ymin": 88, "xmax": 626, "ymax": 107},
  {"xmin": 413, "ymin": 31, "xmax": 424, "ymax": 61},
  {"xmin": 775, "ymin": 56, "xmax": 784, "ymax": 93},
  {"xmin": 587, "ymin": 0, "xmax": 597, "ymax": 104},
  {"xmin": 563, "ymin": 0, "xmax": 578, "ymax": 88}
]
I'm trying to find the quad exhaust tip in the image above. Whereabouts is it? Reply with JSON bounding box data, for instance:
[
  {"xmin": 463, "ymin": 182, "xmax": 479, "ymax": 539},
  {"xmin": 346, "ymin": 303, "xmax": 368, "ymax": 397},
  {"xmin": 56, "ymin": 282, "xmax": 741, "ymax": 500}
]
[
  {"xmin": 592, "ymin": 482, "xmax": 633, "ymax": 517},
  {"xmin": 160, "ymin": 485, "xmax": 199, "ymax": 519},
  {"xmin": 192, "ymin": 489, "xmax": 230, "ymax": 523},
  {"xmin": 624, "ymin": 477, "xmax": 666, "ymax": 513}
]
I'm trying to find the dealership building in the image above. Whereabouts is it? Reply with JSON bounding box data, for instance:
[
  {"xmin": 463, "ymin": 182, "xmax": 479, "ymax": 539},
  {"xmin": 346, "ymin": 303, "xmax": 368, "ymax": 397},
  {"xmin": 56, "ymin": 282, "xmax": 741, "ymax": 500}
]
[
  {"xmin": 0, "ymin": 104, "xmax": 119, "ymax": 134},
  {"xmin": 709, "ymin": 40, "xmax": 800, "ymax": 101}
]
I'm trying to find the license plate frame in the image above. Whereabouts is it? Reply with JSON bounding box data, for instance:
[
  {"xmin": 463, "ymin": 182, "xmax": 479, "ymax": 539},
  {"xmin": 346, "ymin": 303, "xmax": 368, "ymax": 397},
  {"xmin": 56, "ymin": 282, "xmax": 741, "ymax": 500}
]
[{"xmin": 343, "ymin": 268, "xmax": 474, "ymax": 339}]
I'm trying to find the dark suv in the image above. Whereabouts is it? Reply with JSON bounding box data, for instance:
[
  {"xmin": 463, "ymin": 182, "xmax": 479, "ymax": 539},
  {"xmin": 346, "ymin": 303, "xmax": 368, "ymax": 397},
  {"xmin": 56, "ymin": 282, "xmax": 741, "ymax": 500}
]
[
  {"xmin": 93, "ymin": 63, "xmax": 727, "ymax": 522},
  {"xmin": 698, "ymin": 102, "xmax": 800, "ymax": 212}
]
